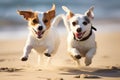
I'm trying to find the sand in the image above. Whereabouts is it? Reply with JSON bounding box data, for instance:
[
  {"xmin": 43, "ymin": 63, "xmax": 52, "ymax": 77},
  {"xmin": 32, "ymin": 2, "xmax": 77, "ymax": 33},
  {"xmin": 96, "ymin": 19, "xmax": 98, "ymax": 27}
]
[{"xmin": 0, "ymin": 28, "xmax": 120, "ymax": 80}]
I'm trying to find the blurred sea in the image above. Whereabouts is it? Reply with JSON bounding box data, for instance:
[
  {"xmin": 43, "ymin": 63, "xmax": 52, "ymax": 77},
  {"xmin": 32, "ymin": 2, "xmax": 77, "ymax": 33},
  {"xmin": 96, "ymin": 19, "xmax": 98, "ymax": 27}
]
[{"xmin": 0, "ymin": 0, "xmax": 120, "ymax": 39}]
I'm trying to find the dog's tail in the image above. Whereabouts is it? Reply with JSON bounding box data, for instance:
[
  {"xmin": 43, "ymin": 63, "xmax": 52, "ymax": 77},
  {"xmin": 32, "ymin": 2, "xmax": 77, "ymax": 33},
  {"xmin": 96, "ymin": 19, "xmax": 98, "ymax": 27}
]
[
  {"xmin": 52, "ymin": 14, "xmax": 71, "ymax": 32},
  {"xmin": 62, "ymin": 6, "xmax": 70, "ymax": 13}
]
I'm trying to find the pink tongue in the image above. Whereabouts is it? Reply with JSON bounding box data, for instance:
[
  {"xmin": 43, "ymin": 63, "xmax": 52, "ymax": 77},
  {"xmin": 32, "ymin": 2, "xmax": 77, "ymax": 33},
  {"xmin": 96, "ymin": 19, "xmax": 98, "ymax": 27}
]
[
  {"xmin": 37, "ymin": 31, "xmax": 42, "ymax": 35},
  {"xmin": 75, "ymin": 33, "xmax": 82, "ymax": 38},
  {"xmin": 37, "ymin": 31, "xmax": 42, "ymax": 37}
]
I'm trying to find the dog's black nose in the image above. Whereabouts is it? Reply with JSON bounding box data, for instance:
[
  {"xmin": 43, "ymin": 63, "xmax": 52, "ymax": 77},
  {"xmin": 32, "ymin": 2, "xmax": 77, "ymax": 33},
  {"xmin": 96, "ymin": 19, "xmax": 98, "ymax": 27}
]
[
  {"xmin": 76, "ymin": 28, "xmax": 82, "ymax": 33},
  {"xmin": 38, "ymin": 26, "xmax": 43, "ymax": 31}
]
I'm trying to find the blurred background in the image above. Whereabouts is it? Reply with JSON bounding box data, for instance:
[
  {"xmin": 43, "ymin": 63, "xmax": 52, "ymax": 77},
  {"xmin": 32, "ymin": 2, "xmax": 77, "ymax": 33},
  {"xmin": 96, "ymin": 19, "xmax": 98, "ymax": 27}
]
[
  {"xmin": 0, "ymin": 1, "xmax": 120, "ymax": 77},
  {"xmin": 0, "ymin": 0, "xmax": 120, "ymax": 39}
]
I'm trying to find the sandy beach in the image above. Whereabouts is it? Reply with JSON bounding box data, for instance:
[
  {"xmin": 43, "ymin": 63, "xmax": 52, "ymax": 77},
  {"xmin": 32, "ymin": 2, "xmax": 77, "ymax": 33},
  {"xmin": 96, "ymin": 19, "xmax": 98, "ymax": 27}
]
[
  {"xmin": 0, "ymin": 0, "xmax": 120, "ymax": 79},
  {"xmin": 0, "ymin": 25, "xmax": 120, "ymax": 80}
]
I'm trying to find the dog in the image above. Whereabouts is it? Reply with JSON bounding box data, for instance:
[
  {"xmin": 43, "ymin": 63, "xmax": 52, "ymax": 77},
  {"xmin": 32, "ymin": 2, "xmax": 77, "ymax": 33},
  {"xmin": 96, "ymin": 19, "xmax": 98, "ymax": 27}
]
[
  {"xmin": 55, "ymin": 6, "xmax": 97, "ymax": 66},
  {"xmin": 17, "ymin": 4, "xmax": 60, "ymax": 65}
]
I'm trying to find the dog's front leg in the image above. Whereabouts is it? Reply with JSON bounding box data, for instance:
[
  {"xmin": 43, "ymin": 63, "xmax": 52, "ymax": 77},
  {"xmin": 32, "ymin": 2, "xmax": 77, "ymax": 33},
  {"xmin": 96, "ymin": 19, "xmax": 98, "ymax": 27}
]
[
  {"xmin": 44, "ymin": 47, "xmax": 53, "ymax": 57},
  {"xmin": 85, "ymin": 48, "xmax": 96, "ymax": 66},
  {"xmin": 21, "ymin": 45, "xmax": 33, "ymax": 61},
  {"xmin": 68, "ymin": 48, "xmax": 81, "ymax": 59},
  {"xmin": 44, "ymin": 47, "xmax": 54, "ymax": 65},
  {"xmin": 68, "ymin": 48, "xmax": 81, "ymax": 66}
]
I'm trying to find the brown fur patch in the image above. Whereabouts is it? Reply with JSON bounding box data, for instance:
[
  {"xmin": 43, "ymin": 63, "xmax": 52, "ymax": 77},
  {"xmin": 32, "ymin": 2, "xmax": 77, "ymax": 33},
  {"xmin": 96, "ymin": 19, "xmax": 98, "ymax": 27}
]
[
  {"xmin": 67, "ymin": 12, "xmax": 74, "ymax": 19},
  {"xmin": 17, "ymin": 4, "xmax": 56, "ymax": 29},
  {"xmin": 28, "ymin": 13, "xmax": 39, "ymax": 27},
  {"xmin": 42, "ymin": 4, "xmax": 56, "ymax": 29},
  {"xmin": 17, "ymin": 10, "xmax": 39, "ymax": 27},
  {"xmin": 17, "ymin": 10, "xmax": 35, "ymax": 20}
]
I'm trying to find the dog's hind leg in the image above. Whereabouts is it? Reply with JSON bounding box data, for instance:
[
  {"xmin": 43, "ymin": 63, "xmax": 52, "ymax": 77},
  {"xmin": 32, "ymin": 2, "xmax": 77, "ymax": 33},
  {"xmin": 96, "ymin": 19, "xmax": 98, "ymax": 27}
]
[
  {"xmin": 44, "ymin": 53, "xmax": 51, "ymax": 57},
  {"xmin": 44, "ymin": 47, "xmax": 54, "ymax": 57},
  {"xmin": 38, "ymin": 54, "xmax": 43, "ymax": 65},
  {"xmin": 76, "ymin": 60, "xmax": 80, "ymax": 67},
  {"xmin": 44, "ymin": 57, "xmax": 52, "ymax": 66}
]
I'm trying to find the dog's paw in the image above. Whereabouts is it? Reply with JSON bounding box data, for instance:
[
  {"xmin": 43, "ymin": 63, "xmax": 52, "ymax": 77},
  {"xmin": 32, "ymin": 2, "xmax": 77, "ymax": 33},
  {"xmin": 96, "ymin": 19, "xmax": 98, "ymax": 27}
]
[
  {"xmin": 85, "ymin": 58, "xmax": 92, "ymax": 66},
  {"xmin": 21, "ymin": 57, "xmax": 28, "ymax": 61},
  {"xmin": 44, "ymin": 53, "xmax": 51, "ymax": 57},
  {"xmin": 74, "ymin": 55, "xmax": 81, "ymax": 59}
]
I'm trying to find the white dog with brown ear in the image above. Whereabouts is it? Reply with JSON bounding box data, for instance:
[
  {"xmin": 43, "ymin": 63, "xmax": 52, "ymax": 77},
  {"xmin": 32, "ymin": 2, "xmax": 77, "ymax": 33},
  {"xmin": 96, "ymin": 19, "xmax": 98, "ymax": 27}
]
[
  {"xmin": 17, "ymin": 4, "xmax": 60, "ymax": 65},
  {"xmin": 55, "ymin": 6, "xmax": 97, "ymax": 66}
]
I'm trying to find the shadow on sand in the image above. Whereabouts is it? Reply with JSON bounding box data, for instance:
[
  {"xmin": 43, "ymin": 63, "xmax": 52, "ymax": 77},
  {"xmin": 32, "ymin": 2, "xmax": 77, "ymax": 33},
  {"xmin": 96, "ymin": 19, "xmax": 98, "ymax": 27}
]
[{"xmin": 58, "ymin": 66, "xmax": 120, "ymax": 78}]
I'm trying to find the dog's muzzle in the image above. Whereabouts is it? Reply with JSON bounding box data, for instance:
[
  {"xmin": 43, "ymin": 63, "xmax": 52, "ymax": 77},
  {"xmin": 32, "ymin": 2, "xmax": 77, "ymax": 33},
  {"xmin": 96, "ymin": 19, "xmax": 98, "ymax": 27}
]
[
  {"xmin": 73, "ymin": 26, "xmax": 97, "ymax": 41},
  {"xmin": 32, "ymin": 28, "xmax": 45, "ymax": 39},
  {"xmin": 74, "ymin": 31, "xmax": 86, "ymax": 40}
]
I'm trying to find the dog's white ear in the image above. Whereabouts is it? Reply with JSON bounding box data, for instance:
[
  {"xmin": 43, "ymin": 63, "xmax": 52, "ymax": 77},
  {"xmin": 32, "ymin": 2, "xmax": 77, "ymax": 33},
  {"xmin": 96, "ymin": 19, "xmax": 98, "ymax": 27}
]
[
  {"xmin": 85, "ymin": 6, "xmax": 94, "ymax": 19},
  {"xmin": 62, "ymin": 6, "xmax": 74, "ymax": 19},
  {"xmin": 17, "ymin": 10, "xmax": 34, "ymax": 20}
]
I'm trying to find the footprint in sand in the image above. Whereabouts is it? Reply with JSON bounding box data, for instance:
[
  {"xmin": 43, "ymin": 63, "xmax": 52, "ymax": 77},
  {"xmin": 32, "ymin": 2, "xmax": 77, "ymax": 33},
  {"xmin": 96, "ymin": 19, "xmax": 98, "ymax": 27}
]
[
  {"xmin": 74, "ymin": 74, "xmax": 101, "ymax": 79},
  {"xmin": 0, "ymin": 67, "xmax": 23, "ymax": 72},
  {"xmin": 0, "ymin": 59, "xmax": 5, "ymax": 62}
]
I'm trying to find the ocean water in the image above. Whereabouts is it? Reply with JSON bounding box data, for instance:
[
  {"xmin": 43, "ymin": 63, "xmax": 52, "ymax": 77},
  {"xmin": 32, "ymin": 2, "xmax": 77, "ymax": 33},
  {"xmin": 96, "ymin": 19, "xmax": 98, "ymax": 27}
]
[
  {"xmin": 0, "ymin": 0, "xmax": 120, "ymax": 39},
  {"xmin": 0, "ymin": 0, "xmax": 120, "ymax": 21}
]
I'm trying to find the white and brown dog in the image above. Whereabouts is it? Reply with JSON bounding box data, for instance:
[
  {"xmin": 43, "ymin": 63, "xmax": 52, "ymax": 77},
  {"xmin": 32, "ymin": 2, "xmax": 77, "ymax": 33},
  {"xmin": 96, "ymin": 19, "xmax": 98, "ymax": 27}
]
[
  {"xmin": 56, "ymin": 6, "xmax": 97, "ymax": 66},
  {"xmin": 17, "ymin": 4, "xmax": 60, "ymax": 64}
]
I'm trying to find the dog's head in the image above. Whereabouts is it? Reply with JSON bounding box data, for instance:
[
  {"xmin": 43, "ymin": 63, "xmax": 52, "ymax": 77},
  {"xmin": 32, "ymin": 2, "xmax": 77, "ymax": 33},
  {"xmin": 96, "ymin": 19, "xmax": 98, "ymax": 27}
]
[
  {"xmin": 62, "ymin": 6, "xmax": 94, "ymax": 40},
  {"xmin": 17, "ymin": 4, "xmax": 55, "ymax": 39}
]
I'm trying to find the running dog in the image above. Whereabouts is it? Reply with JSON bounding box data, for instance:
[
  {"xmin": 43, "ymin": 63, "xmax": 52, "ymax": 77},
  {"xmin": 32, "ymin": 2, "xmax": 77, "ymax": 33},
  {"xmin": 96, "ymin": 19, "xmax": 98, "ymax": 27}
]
[
  {"xmin": 17, "ymin": 4, "xmax": 60, "ymax": 64},
  {"xmin": 56, "ymin": 6, "xmax": 97, "ymax": 66}
]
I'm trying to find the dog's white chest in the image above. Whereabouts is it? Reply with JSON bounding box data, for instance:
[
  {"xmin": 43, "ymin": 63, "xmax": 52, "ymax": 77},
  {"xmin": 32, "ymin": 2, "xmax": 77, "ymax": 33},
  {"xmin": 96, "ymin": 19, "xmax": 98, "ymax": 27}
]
[
  {"xmin": 28, "ymin": 38, "xmax": 46, "ymax": 54},
  {"xmin": 33, "ymin": 41, "xmax": 47, "ymax": 53},
  {"xmin": 68, "ymin": 32, "xmax": 96, "ymax": 57},
  {"xmin": 74, "ymin": 41, "xmax": 89, "ymax": 55}
]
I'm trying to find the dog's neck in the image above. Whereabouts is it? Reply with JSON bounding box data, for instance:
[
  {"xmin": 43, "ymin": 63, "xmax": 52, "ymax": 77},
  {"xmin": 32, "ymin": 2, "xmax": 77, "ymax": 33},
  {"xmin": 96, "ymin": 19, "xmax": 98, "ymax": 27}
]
[{"xmin": 73, "ymin": 25, "xmax": 97, "ymax": 41}]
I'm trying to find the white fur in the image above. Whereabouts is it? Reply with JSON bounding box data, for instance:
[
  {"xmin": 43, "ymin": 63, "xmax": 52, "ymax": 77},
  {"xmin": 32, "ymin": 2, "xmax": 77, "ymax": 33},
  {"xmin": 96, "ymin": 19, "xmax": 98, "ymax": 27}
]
[
  {"xmin": 21, "ymin": 12, "xmax": 60, "ymax": 65},
  {"xmin": 55, "ymin": 6, "xmax": 96, "ymax": 66}
]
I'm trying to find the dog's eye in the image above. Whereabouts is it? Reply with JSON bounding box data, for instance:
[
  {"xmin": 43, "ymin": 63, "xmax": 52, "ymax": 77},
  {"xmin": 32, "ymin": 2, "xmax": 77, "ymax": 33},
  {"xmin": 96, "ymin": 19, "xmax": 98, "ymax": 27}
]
[
  {"xmin": 43, "ymin": 19, "xmax": 48, "ymax": 23},
  {"xmin": 33, "ymin": 19, "xmax": 38, "ymax": 23},
  {"xmin": 82, "ymin": 21, "xmax": 88, "ymax": 25},
  {"xmin": 72, "ymin": 21, "xmax": 77, "ymax": 26}
]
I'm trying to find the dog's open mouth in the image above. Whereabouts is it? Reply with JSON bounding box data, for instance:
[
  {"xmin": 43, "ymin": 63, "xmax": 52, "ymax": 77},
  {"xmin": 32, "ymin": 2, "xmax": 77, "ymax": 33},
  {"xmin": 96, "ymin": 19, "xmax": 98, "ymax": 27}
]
[
  {"xmin": 32, "ymin": 28, "xmax": 45, "ymax": 39},
  {"xmin": 75, "ymin": 31, "xmax": 86, "ymax": 39},
  {"xmin": 37, "ymin": 31, "xmax": 45, "ymax": 38}
]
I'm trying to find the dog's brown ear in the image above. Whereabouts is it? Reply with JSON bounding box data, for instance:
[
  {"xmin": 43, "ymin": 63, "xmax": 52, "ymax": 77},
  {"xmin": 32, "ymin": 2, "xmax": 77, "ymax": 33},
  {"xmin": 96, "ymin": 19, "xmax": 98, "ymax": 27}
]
[
  {"xmin": 46, "ymin": 4, "xmax": 56, "ymax": 20},
  {"xmin": 62, "ymin": 6, "xmax": 74, "ymax": 19},
  {"xmin": 85, "ymin": 6, "xmax": 94, "ymax": 19},
  {"xmin": 42, "ymin": 4, "xmax": 56, "ymax": 29},
  {"xmin": 17, "ymin": 10, "xmax": 34, "ymax": 20}
]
